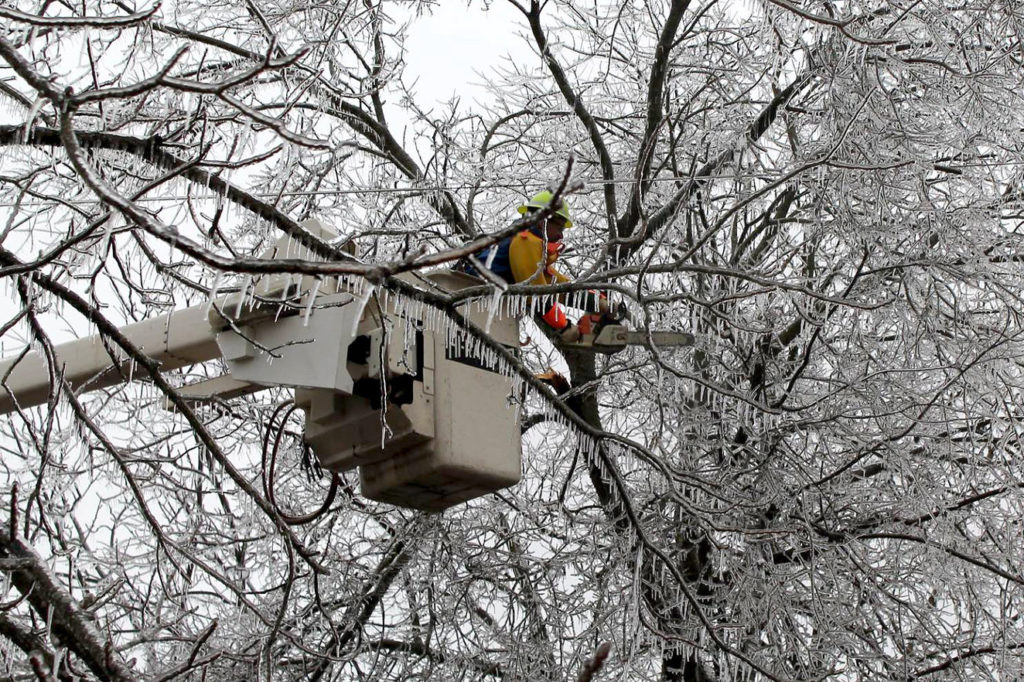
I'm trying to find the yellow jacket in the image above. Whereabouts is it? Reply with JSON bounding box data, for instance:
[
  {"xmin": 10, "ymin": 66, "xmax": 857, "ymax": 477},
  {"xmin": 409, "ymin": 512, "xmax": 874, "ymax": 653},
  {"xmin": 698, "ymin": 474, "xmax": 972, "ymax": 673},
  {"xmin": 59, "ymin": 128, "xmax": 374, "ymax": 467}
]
[
  {"xmin": 470, "ymin": 228, "xmax": 596, "ymax": 331},
  {"xmin": 507, "ymin": 230, "xmax": 572, "ymax": 330},
  {"xmin": 508, "ymin": 229, "xmax": 569, "ymax": 287}
]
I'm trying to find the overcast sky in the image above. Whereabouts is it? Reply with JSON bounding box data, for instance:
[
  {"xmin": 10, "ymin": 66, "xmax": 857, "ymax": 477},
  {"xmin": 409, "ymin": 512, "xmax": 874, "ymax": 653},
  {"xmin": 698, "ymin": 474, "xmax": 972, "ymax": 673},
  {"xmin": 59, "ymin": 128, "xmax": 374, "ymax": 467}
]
[{"xmin": 403, "ymin": 2, "xmax": 533, "ymax": 108}]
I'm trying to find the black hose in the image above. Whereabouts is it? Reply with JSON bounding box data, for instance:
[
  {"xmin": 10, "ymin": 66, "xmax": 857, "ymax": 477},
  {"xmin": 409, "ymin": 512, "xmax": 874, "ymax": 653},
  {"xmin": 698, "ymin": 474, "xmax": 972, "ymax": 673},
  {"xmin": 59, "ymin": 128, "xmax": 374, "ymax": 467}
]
[{"xmin": 261, "ymin": 399, "xmax": 339, "ymax": 525}]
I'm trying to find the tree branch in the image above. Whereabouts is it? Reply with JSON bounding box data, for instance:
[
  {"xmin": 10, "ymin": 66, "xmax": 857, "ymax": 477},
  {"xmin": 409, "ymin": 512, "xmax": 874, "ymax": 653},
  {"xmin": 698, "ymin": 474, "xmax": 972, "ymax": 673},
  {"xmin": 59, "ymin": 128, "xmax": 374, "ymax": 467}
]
[
  {"xmin": 617, "ymin": 71, "xmax": 815, "ymax": 264},
  {"xmin": 617, "ymin": 0, "xmax": 690, "ymax": 241},
  {"xmin": 0, "ymin": 528, "xmax": 138, "ymax": 682},
  {"xmin": 523, "ymin": 0, "xmax": 618, "ymax": 238}
]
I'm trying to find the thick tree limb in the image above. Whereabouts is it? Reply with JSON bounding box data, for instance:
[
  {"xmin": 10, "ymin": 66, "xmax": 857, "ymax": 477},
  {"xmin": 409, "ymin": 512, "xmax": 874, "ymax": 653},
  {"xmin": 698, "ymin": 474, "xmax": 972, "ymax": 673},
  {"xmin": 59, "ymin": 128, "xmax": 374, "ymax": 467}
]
[
  {"xmin": 0, "ymin": 527, "xmax": 137, "ymax": 682},
  {"xmin": 618, "ymin": 0, "xmax": 691, "ymax": 242},
  {"xmin": 0, "ymin": 4, "xmax": 158, "ymax": 28},
  {"xmin": 0, "ymin": 611, "xmax": 76, "ymax": 682},
  {"xmin": 616, "ymin": 72, "xmax": 815, "ymax": 264}
]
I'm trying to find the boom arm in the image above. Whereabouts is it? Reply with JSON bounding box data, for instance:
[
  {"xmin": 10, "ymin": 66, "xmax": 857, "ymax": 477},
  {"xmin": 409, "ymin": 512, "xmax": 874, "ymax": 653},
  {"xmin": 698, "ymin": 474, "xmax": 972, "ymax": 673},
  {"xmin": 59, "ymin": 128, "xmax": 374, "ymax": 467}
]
[{"xmin": 0, "ymin": 305, "xmax": 219, "ymax": 414}]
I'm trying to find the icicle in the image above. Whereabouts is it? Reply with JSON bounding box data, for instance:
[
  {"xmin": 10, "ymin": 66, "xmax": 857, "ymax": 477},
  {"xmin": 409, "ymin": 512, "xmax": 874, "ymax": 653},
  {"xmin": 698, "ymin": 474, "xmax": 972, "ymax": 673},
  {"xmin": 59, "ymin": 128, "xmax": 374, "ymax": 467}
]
[
  {"xmin": 484, "ymin": 244, "xmax": 498, "ymax": 270},
  {"xmin": 351, "ymin": 283, "xmax": 376, "ymax": 335},
  {"xmin": 235, "ymin": 276, "xmax": 252, "ymax": 318},
  {"xmin": 246, "ymin": 275, "xmax": 258, "ymax": 310},
  {"xmin": 484, "ymin": 288, "xmax": 502, "ymax": 334},
  {"xmin": 78, "ymin": 27, "xmax": 92, "ymax": 69},
  {"xmin": 204, "ymin": 274, "xmax": 222, "ymax": 316},
  {"xmin": 22, "ymin": 97, "xmax": 45, "ymax": 144},
  {"xmin": 302, "ymin": 278, "xmax": 321, "ymax": 327}
]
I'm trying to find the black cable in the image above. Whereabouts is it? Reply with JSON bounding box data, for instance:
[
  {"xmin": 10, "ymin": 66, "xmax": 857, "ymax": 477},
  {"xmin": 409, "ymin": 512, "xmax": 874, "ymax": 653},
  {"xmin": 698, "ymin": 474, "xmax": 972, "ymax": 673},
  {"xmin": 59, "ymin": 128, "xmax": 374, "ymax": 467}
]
[{"xmin": 261, "ymin": 399, "xmax": 339, "ymax": 525}]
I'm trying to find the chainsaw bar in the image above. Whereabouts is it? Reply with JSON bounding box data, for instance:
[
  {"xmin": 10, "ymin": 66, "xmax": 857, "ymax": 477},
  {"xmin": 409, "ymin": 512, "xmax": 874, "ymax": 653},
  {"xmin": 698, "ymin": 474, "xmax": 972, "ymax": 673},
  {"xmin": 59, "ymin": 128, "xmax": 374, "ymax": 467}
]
[{"xmin": 567, "ymin": 324, "xmax": 695, "ymax": 354}]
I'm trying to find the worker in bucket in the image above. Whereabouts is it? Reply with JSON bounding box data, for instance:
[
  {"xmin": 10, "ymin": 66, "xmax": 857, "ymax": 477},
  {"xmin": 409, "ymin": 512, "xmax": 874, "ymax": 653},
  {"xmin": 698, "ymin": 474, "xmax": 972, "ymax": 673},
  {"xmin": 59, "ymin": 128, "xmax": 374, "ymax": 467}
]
[{"xmin": 464, "ymin": 190, "xmax": 609, "ymax": 342}]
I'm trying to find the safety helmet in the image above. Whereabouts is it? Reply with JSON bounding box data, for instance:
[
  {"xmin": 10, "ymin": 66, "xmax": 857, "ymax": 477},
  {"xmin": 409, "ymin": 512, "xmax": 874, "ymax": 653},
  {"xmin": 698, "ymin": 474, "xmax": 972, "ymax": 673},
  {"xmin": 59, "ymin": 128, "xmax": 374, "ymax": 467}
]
[{"xmin": 517, "ymin": 190, "xmax": 573, "ymax": 227}]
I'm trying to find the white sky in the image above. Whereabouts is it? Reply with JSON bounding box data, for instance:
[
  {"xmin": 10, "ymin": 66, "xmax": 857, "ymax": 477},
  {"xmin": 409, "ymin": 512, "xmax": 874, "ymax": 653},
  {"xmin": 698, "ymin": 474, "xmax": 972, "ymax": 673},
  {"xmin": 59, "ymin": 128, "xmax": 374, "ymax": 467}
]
[{"xmin": 403, "ymin": 1, "xmax": 533, "ymax": 107}]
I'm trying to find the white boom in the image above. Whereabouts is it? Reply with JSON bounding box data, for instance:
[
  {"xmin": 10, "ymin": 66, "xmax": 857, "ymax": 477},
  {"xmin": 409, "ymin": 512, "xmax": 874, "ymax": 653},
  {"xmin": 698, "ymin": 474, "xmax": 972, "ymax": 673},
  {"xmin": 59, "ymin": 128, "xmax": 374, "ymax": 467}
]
[
  {"xmin": 0, "ymin": 220, "xmax": 522, "ymax": 511},
  {"xmin": 0, "ymin": 305, "xmax": 219, "ymax": 414}
]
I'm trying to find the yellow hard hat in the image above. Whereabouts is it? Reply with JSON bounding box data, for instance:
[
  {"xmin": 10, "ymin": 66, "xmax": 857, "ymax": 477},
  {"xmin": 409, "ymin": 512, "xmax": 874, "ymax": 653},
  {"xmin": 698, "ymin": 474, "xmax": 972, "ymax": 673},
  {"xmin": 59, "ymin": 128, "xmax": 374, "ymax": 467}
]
[{"xmin": 517, "ymin": 190, "xmax": 573, "ymax": 227}]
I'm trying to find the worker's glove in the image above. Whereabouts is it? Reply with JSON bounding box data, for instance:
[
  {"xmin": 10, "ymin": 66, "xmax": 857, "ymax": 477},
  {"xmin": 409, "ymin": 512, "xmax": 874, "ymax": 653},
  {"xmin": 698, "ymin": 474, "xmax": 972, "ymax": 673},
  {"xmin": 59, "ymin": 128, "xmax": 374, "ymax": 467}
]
[
  {"xmin": 559, "ymin": 323, "xmax": 582, "ymax": 343},
  {"xmin": 535, "ymin": 368, "xmax": 571, "ymax": 394}
]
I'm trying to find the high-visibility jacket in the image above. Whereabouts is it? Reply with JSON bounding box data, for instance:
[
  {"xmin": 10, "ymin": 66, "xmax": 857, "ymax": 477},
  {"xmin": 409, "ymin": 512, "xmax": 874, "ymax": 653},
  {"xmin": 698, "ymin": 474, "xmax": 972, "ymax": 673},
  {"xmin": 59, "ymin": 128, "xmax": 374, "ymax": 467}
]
[{"xmin": 471, "ymin": 229, "xmax": 571, "ymax": 330}]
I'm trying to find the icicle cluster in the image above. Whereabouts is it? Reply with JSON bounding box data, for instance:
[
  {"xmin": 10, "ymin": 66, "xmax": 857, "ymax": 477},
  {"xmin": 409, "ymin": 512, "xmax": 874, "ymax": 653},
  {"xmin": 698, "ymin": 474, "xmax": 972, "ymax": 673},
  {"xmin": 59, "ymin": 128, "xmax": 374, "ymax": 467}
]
[{"xmin": 208, "ymin": 259, "xmax": 613, "ymax": 444}]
